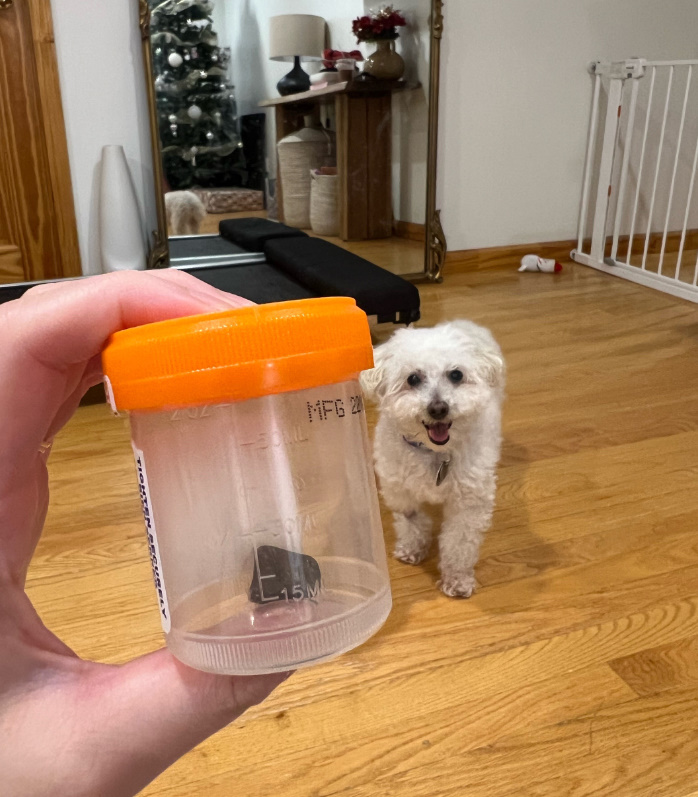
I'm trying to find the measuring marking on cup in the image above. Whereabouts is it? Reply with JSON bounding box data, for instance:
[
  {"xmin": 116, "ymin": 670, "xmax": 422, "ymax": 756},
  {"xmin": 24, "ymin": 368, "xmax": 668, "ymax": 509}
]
[{"xmin": 102, "ymin": 298, "xmax": 392, "ymax": 675}]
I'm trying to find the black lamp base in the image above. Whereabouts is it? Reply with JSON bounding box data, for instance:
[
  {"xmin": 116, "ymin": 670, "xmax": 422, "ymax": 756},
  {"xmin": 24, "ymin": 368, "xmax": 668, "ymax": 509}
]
[{"xmin": 277, "ymin": 56, "xmax": 311, "ymax": 96}]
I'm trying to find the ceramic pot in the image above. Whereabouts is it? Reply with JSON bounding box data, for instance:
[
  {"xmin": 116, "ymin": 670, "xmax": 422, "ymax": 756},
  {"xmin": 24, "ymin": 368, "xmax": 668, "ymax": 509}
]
[{"xmin": 363, "ymin": 40, "xmax": 404, "ymax": 80}]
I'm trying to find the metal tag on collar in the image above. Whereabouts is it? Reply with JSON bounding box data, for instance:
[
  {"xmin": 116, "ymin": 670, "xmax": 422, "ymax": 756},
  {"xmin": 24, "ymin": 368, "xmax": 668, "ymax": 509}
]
[{"xmin": 436, "ymin": 459, "xmax": 451, "ymax": 487}]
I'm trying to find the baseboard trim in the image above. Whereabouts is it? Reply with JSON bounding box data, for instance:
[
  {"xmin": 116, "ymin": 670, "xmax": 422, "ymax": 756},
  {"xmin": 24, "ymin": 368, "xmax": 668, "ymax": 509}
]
[
  {"xmin": 444, "ymin": 230, "xmax": 698, "ymax": 273},
  {"xmin": 445, "ymin": 239, "xmax": 576, "ymax": 272},
  {"xmin": 393, "ymin": 220, "xmax": 426, "ymax": 243}
]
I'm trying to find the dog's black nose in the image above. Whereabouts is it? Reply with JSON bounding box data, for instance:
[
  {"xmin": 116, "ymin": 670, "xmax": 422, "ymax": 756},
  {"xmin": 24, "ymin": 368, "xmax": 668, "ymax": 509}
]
[{"xmin": 427, "ymin": 399, "xmax": 449, "ymax": 420}]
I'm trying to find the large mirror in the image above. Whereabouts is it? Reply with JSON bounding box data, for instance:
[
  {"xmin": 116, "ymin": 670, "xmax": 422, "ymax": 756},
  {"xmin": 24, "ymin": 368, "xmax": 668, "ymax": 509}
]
[{"xmin": 139, "ymin": 0, "xmax": 445, "ymax": 282}]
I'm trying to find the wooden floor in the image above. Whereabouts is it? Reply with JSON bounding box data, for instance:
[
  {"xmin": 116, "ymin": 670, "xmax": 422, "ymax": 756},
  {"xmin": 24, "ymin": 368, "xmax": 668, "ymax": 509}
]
[{"xmin": 26, "ymin": 257, "xmax": 698, "ymax": 796}]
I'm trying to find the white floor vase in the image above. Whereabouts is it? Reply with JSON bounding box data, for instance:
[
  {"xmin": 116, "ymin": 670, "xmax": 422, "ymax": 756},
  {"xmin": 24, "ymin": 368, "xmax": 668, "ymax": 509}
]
[{"xmin": 99, "ymin": 145, "xmax": 147, "ymax": 272}]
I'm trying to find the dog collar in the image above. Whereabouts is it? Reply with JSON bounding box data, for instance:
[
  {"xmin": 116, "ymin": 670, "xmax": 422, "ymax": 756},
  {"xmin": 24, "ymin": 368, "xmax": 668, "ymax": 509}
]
[{"xmin": 403, "ymin": 436, "xmax": 451, "ymax": 486}]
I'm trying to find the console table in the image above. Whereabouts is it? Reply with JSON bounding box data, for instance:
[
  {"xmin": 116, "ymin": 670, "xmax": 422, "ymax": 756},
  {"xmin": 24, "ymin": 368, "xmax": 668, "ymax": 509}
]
[{"xmin": 261, "ymin": 81, "xmax": 412, "ymax": 241}]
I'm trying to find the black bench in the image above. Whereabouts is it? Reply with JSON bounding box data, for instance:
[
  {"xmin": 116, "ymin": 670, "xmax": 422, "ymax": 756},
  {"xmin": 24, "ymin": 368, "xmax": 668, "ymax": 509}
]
[{"xmin": 1, "ymin": 218, "xmax": 421, "ymax": 325}]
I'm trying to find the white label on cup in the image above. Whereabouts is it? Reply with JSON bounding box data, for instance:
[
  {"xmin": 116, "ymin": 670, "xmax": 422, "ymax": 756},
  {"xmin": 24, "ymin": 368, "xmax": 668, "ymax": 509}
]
[
  {"xmin": 103, "ymin": 376, "xmax": 119, "ymax": 416},
  {"xmin": 132, "ymin": 445, "xmax": 171, "ymax": 633}
]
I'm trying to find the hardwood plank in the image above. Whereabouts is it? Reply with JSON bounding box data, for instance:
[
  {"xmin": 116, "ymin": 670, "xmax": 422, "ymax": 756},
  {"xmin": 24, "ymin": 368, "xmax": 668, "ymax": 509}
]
[
  {"xmin": 609, "ymin": 635, "xmax": 698, "ymax": 696},
  {"xmin": 343, "ymin": 687, "xmax": 698, "ymax": 797},
  {"xmin": 146, "ymin": 666, "xmax": 633, "ymax": 797}
]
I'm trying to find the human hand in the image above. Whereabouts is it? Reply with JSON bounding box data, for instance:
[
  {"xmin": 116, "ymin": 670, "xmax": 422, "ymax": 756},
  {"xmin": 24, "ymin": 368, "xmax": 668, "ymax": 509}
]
[{"xmin": 0, "ymin": 271, "xmax": 290, "ymax": 797}]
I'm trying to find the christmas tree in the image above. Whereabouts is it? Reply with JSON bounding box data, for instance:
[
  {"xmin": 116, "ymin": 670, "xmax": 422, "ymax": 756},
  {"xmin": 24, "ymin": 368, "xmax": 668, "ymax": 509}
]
[{"xmin": 150, "ymin": 0, "xmax": 244, "ymax": 190}]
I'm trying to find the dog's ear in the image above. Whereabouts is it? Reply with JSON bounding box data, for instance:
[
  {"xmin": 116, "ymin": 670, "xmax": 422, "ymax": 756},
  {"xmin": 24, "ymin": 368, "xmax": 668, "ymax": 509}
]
[
  {"xmin": 476, "ymin": 347, "xmax": 506, "ymax": 389},
  {"xmin": 359, "ymin": 341, "xmax": 393, "ymax": 402}
]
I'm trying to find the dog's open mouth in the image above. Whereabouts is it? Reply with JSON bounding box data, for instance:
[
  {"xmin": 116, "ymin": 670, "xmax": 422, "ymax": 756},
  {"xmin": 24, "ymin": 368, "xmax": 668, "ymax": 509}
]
[{"xmin": 423, "ymin": 421, "xmax": 452, "ymax": 446}]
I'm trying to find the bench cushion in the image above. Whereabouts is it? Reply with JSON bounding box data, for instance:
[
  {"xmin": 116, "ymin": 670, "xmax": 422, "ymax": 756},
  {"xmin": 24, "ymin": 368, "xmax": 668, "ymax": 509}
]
[
  {"xmin": 264, "ymin": 237, "xmax": 420, "ymax": 321},
  {"xmin": 219, "ymin": 217, "xmax": 307, "ymax": 252}
]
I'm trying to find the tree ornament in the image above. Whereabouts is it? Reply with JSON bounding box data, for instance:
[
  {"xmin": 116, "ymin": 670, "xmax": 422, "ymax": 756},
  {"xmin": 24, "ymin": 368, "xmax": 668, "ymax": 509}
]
[
  {"xmin": 168, "ymin": 114, "xmax": 177, "ymax": 123},
  {"xmin": 187, "ymin": 105, "xmax": 202, "ymax": 121},
  {"xmin": 170, "ymin": 123, "xmax": 178, "ymax": 137},
  {"xmin": 206, "ymin": 131, "xmax": 214, "ymax": 141},
  {"xmin": 168, "ymin": 52, "xmax": 183, "ymax": 68}
]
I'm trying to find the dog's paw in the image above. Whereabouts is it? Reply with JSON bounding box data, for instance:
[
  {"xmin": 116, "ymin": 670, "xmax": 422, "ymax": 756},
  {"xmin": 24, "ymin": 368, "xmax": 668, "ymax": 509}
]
[
  {"xmin": 439, "ymin": 573, "xmax": 477, "ymax": 598},
  {"xmin": 394, "ymin": 544, "xmax": 429, "ymax": 566}
]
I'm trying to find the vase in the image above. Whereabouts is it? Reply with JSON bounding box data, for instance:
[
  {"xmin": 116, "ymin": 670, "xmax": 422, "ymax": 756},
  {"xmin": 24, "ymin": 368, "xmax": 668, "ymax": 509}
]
[
  {"xmin": 99, "ymin": 145, "xmax": 147, "ymax": 272},
  {"xmin": 363, "ymin": 40, "xmax": 404, "ymax": 80}
]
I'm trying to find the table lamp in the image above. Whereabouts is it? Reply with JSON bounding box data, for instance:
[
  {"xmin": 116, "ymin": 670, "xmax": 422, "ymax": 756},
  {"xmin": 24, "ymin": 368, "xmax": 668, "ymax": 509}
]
[{"xmin": 269, "ymin": 14, "xmax": 326, "ymax": 96}]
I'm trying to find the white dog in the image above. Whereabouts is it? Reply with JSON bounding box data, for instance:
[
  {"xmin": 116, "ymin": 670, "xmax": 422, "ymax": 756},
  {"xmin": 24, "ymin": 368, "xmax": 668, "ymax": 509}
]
[
  {"xmin": 361, "ymin": 321, "xmax": 505, "ymax": 598},
  {"xmin": 165, "ymin": 190, "xmax": 206, "ymax": 236}
]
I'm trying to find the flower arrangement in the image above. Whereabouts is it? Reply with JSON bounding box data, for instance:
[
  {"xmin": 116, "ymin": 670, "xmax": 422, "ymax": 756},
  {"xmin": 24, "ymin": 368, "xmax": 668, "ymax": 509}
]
[
  {"xmin": 352, "ymin": 6, "xmax": 407, "ymax": 42},
  {"xmin": 322, "ymin": 48, "xmax": 364, "ymax": 70}
]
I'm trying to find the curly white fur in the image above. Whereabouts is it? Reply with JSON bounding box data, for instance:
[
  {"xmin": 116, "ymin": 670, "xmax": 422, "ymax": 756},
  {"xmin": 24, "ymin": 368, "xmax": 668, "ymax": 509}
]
[
  {"xmin": 165, "ymin": 190, "xmax": 206, "ymax": 236},
  {"xmin": 361, "ymin": 320, "xmax": 505, "ymax": 598}
]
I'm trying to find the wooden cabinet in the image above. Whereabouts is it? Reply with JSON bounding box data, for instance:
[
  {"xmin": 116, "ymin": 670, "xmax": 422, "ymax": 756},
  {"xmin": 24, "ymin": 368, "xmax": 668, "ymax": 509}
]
[{"xmin": 261, "ymin": 81, "xmax": 405, "ymax": 242}]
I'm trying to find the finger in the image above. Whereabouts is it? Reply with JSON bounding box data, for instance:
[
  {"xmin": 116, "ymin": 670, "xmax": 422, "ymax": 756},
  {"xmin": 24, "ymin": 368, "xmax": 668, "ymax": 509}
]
[
  {"xmin": 146, "ymin": 268, "xmax": 254, "ymax": 308},
  {"xmin": 76, "ymin": 651, "xmax": 291, "ymax": 797},
  {"xmin": 0, "ymin": 271, "xmax": 253, "ymax": 578},
  {"xmin": 1, "ymin": 271, "xmax": 249, "ymax": 449}
]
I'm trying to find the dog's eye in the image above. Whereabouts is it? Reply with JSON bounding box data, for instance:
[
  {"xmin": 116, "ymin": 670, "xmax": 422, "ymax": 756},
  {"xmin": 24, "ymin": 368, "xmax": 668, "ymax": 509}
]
[
  {"xmin": 407, "ymin": 373, "xmax": 422, "ymax": 388},
  {"xmin": 448, "ymin": 369, "xmax": 464, "ymax": 384}
]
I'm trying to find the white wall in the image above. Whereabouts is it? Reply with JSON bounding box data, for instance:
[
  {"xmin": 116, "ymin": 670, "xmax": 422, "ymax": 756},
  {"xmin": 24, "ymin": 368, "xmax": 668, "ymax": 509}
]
[
  {"xmin": 50, "ymin": 0, "xmax": 154, "ymax": 275},
  {"xmin": 388, "ymin": 0, "xmax": 429, "ymax": 224},
  {"xmin": 439, "ymin": 0, "xmax": 698, "ymax": 250},
  {"xmin": 51, "ymin": 0, "xmax": 698, "ymax": 272}
]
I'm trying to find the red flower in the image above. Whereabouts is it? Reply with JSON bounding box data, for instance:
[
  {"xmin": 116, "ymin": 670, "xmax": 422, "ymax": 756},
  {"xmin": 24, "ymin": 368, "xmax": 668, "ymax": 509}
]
[
  {"xmin": 388, "ymin": 12, "xmax": 407, "ymax": 27},
  {"xmin": 352, "ymin": 8, "xmax": 406, "ymax": 42}
]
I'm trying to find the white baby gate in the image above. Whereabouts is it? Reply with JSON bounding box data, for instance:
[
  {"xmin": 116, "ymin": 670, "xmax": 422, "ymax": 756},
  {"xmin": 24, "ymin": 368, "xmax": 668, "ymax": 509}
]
[{"xmin": 572, "ymin": 58, "xmax": 698, "ymax": 302}]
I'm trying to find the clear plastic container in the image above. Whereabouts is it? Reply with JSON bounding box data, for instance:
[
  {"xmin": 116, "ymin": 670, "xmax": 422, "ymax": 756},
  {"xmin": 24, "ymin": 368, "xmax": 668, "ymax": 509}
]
[{"xmin": 102, "ymin": 298, "xmax": 391, "ymax": 675}]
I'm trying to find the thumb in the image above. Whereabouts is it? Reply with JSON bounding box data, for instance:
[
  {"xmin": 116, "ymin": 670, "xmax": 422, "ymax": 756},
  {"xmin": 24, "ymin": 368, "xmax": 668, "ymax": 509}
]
[{"xmin": 83, "ymin": 648, "xmax": 290, "ymax": 797}]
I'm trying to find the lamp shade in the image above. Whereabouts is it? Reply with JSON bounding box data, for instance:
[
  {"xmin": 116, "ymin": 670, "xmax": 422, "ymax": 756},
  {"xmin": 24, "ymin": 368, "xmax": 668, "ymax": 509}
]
[{"xmin": 269, "ymin": 14, "xmax": 326, "ymax": 62}]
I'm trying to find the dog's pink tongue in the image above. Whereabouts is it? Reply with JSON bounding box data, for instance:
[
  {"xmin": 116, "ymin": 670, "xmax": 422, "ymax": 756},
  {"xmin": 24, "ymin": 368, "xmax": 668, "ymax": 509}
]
[{"xmin": 427, "ymin": 423, "xmax": 450, "ymax": 443}]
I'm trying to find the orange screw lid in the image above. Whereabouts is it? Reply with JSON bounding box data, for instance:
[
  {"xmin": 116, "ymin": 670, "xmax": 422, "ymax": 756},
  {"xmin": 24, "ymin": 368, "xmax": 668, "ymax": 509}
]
[{"xmin": 102, "ymin": 297, "xmax": 373, "ymax": 412}]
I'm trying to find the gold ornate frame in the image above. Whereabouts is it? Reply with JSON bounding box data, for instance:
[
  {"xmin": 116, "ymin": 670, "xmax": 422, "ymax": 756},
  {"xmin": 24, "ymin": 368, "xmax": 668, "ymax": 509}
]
[{"xmin": 139, "ymin": 0, "xmax": 447, "ymax": 280}]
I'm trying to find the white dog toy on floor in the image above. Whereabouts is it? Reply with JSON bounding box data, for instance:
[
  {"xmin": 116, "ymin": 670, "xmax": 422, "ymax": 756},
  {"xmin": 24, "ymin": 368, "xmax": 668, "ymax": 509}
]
[
  {"xmin": 361, "ymin": 320, "xmax": 505, "ymax": 598},
  {"xmin": 519, "ymin": 254, "xmax": 562, "ymax": 273}
]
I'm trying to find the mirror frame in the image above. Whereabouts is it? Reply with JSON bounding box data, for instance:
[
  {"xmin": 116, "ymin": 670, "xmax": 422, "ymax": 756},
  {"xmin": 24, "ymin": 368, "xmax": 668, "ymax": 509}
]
[{"xmin": 139, "ymin": 0, "xmax": 447, "ymax": 282}]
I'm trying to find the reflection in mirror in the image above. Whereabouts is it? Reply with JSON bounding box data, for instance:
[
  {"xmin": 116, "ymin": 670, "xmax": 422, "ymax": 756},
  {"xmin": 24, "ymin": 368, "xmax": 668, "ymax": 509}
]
[{"xmin": 147, "ymin": 0, "xmax": 434, "ymax": 277}]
